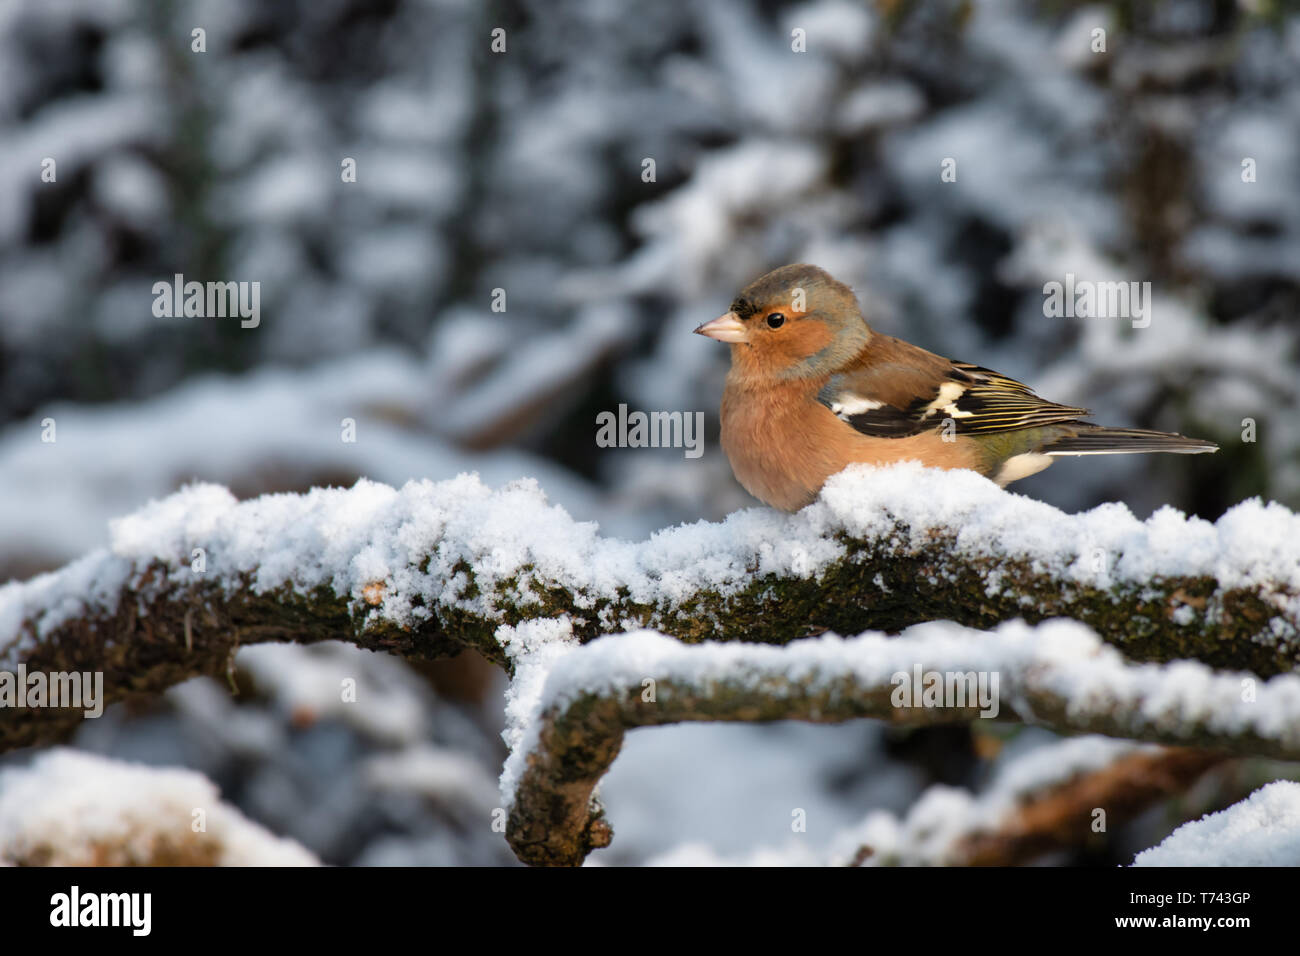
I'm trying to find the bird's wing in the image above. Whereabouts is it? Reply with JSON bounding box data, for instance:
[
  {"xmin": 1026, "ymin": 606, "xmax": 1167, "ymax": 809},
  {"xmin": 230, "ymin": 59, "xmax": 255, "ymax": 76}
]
[{"xmin": 816, "ymin": 338, "xmax": 1089, "ymax": 438}]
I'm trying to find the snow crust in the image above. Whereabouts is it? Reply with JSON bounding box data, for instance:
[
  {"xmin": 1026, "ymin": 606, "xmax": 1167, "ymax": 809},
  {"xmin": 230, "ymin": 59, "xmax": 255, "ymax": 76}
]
[
  {"xmin": 0, "ymin": 748, "xmax": 318, "ymax": 866},
  {"xmin": 1133, "ymin": 781, "xmax": 1300, "ymax": 866},
  {"xmin": 5, "ymin": 461, "xmax": 1297, "ymax": 670}
]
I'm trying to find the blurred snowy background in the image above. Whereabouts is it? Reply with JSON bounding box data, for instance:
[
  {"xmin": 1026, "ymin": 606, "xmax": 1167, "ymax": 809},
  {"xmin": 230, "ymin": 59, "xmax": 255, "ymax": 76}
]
[{"xmin": 1, "ymin": 0, "xmax": 1299, "ymax": 865}]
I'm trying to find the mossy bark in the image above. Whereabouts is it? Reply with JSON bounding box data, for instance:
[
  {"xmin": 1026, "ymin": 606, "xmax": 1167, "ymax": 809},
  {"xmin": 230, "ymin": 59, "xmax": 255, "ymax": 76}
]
[
  {"xmin": 505, "ymin": 666, "xmax": 1297, "ymax": 866},
  {"xmin": 3, "ymin": 516, "xmax": 1297, "ymax": 753}
]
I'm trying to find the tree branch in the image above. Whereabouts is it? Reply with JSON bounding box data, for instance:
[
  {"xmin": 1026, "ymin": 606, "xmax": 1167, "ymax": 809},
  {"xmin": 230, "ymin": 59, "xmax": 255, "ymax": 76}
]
[
  {"xmin": 2, "ymin": 467, "xmax": 1298, "ymax": 754},
  {"xmin": 502, "ymin": 622, "xmax": 1300, "ymax": 866},
  {"xmin": 946, "ymin": 748, "xmax": 1229, "ymax": 866}
]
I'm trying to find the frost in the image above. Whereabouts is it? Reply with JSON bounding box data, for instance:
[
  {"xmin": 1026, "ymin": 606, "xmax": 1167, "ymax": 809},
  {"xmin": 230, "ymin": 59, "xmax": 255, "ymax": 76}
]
[
  {"xmin": 1133, "ymin": 782, "xmax": 1300, "ymax": 867},
  {"xmin": 0, "ymin": 748, "xmax": 318, "ymax": 866},
  {"xmin": 5, "ymin": 461, "xmax": 1299, "ymax": 673}
]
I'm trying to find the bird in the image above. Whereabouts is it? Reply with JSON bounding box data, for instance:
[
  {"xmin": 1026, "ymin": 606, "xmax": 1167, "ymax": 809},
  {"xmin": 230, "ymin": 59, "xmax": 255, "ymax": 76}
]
[{"xmin": 694, "ymin": 263, "xmax": 1218, "ymax": 512}]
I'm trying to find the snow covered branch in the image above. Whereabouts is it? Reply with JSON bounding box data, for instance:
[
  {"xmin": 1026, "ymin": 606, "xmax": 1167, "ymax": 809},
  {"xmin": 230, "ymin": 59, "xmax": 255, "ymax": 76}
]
[
  {"xmin": 1132, "ymin": 781, "xmax": 1300, "ymax": 866},
  {"xmin": 3, "ymin": 465, "xmax": 1300, "ymax": 754},
  {"xmin": 501, "ymin": 620, "xmax": 1300, "ymax": 865},
  {"xmin": 936, "ymin": 748, "xmax": 1227, "ymax": 867},
  {"xmin": 0, "ymin": 749, "xmax": 318, "ymax": 866},
  {"xmin": 834, "ymin": 739, "xmax": 1229, "ymax": 867}
]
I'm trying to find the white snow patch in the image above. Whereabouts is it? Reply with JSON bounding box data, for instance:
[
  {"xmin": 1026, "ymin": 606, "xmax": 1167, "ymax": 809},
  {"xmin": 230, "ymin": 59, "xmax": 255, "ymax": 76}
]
[
  {"xmin": 0, "ymin": 748, "xmax": 318, "ymax": 866},
  {"xmin": 499, "ymin": 616, "xmax": 1300, "ymax": 809},
  {"xmin": 5, "ymin": 461, "xmax": 1299, "ymax": 675},
  {"xmin": 1133, "ymin": 781, "xmax": 1300, "ymax": 866}
]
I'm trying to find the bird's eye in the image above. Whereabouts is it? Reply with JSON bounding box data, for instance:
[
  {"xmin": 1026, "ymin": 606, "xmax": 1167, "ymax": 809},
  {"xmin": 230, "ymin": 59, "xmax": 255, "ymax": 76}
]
[{"xmin": 765, "ymin": 313, "xmax": 785, "ymax": 329}]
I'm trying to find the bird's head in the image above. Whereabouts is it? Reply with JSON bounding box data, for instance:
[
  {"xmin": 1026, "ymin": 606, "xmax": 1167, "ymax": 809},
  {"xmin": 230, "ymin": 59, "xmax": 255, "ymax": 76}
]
[{"xmin": 694, "ymin": 264, "xmax": 871, "ymax": 381}]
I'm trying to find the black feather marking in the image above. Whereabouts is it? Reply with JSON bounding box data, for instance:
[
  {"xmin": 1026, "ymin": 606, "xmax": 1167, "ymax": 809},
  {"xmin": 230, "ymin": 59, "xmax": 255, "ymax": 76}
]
[
  {"xmin": 951, "ymin": 361, "xmax": 1036, "ymax": 393},
  {"xmin": 819, "ymin": 360, "xmax": 1091, "ymax": 439},
  {"xmin": 943, "ymin": 386, "xmax": 1089, "ymax": 432},
  {"xmin": 731, "ymin": 296, "xmax": 759, "ymax": 320},
  {"xmin": 840, "ymin": 403, "xmax": 932, "ymax": 437}
]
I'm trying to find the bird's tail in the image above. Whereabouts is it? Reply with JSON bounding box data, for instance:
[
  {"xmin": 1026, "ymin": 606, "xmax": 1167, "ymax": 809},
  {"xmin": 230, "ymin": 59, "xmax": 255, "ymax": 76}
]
[{"xmin": 1043, "ymin": 425, "xmax": 1218, "ymax": 456}]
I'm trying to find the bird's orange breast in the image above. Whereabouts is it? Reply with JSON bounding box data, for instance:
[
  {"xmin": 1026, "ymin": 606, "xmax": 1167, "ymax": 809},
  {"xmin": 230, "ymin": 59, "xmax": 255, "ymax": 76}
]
[{"xmin": 720, "ymin": 376, "xmax": 986, "ymax": 511}]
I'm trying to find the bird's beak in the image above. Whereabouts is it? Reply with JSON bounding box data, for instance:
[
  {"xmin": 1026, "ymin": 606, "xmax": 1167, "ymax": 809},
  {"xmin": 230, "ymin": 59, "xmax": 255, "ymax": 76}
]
[{"xmin": 693, "ymin": 311, "xmax": 747, "ymax": 344}]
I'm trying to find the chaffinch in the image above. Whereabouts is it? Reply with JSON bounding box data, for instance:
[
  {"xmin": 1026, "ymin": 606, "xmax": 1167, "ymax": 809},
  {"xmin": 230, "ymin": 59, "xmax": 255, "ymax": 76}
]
[{"xmin": 695, "ymin": 263, "xmax": 1218, "ymax": 512}]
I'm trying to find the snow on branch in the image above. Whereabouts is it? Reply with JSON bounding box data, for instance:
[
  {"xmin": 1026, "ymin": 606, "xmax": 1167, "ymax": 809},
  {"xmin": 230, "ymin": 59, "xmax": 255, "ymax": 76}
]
[
  {"xmin": 1132, "ymin": 781, "xmax": 1300, "ymax": 866},
  {"xmin": 501, "ymin": 619, "xmax": 1300, "ymax": 865},
  {"xmin": 0, "ymin": 748, "xmax": 318, "ymax": 866},
  {"xmin": 647, "ymin": 737, "xmax": 1228, "ymax": 866},
  {"xmin": 847, "ymin": 744, "xmax": 1227, "ymax": 867},
  {"xmin": 2, "ymin": 463, "xmax": 1299, "ymax": 752}
]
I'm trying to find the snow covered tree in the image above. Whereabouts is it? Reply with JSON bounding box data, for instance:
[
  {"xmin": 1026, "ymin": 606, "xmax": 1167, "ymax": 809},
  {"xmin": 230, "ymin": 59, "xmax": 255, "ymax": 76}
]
[{"xmin": 2, "ymin": 0, "xmax": 1299, "ymax": 867}]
